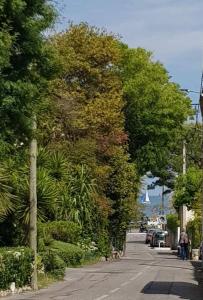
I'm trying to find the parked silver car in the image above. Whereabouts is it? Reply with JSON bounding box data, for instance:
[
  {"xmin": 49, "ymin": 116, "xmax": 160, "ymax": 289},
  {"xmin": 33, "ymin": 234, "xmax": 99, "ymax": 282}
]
[{"xmin": 145, "ymin": 228, "xmax": 156, "ymax": 244}]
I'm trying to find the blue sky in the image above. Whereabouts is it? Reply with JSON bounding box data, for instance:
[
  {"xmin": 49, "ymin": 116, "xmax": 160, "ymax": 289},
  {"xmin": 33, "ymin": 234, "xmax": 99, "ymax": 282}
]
[{"xmin": 56, "ymin": 0, "xmax": 203, "ymax": 104}]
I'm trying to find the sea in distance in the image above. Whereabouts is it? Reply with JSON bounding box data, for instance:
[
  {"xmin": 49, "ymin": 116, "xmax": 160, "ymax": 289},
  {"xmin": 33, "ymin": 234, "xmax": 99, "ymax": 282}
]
[{"xmin": 139, "ymin": 194, "xmax": 174, "ymax": 218}]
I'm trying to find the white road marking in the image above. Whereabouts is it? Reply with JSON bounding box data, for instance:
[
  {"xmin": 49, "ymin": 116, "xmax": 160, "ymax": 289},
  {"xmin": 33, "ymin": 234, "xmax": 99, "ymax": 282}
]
[
  {"xmin": 130, "ymin": 272, "xmax": 142, "ymax": 281},
  {"xmin": 110, "ymin": 288, "xmax": 120, "ymax": 293},
  {"xmin": 95, "ymin": 295, "xmax": 109, "ymax": 300},
  {"xmin": 121, "ymin": 281, "xmax": 129, "ymax": 286},
  {"xmin": 145, "ymin": 266, "xmax": 151, "ymax": 270}
]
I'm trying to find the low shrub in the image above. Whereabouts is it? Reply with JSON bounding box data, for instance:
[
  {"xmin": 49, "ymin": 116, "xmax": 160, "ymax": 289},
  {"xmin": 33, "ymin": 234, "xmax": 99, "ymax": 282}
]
[
  {"xmin": 40, "ymin": 240, "xmax": 84, "ymax": 277},
  {"xmin": 50, "ymin": 240, "xmax": 84, "ymax": 266},
  {"xmin": 0, "ymin": 247, "xmax": 33, "ymax": 290},
  {"xmin": 83, "ymin": 250, "xmax": 99, "ymax": 263},
  {"xmin": 40, "ymin": 250, "xmax": 66, "ymax": 278},
  {"xmin": 187, "ymin": 217, "xmax": 202, "ymax": 249},
  {"xmin": 38, "ymin": 221, "xmax": 81, "ymax": 250},
  {"xmin": 40, "ymin": 239, "xmax": 101, "ymax": 278},
  {"xmin": 167, "ymin": 214, "xmax": 180, "ymax": 233},
  {"xmin": 97, "ymin": 231, "xmax": 111, "ymax": 257}
]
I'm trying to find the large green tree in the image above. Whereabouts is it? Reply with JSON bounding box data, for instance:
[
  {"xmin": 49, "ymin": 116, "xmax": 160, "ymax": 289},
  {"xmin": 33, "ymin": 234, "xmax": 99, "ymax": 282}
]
[
  {"xmin": 46, "ymin": 23, "xmax": 139, "ymax": 249},
  {"xmin": 120, "ymin": 47, "xmax": 192, "ymax": 177},
  {"xmin": 0, "ymin": 0, "xmax": 57, "ymax": 142}
]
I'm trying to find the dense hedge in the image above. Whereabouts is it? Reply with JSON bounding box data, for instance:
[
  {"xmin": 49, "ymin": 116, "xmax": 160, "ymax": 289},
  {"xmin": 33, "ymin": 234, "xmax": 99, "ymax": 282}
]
[
  {"xmin": 187, "ymin": 217, "xmax": 202, "ymax": 249},
  {"xmin": 41, "ymin": 241, "xmax": 84, "ymax": 277},
  {"xmin": 38, "ymin": 221, "xmax": 82, "ymax": 251},
  {"xmin": 167, "ymin": 214, "xmax": 179, "ymax": 233},
  {"xmin": 41, "ymin": 240, "xmax": 99, "ymax": 277},
  {"xmin": 50, "ymin": 240, "xmax": 84, "ymax": 266},
  {"xmin": 0, "ymin": 247, "xmax": 33, "ymax": 290},
  {"xmin": 40, "ymin": 250, "xmax": 66, "ymax": 278}
]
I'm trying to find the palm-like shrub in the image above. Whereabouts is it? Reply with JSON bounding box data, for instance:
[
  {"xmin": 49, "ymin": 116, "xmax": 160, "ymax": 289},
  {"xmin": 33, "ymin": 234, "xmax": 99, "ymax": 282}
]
[
  {"xmin": 0, "ymin": 168, "xmax": 17, "ymax": 221},
  {"xmin": 12, "ymin": 167, "xmax": 58, "ymax": 225},
  {"xmin": 70, "ymin": 165, "xmax": 96, "ymax": 227},
  {"xmin": 56, "ymin": 165, "xmax": 97, "ymax": 229}
]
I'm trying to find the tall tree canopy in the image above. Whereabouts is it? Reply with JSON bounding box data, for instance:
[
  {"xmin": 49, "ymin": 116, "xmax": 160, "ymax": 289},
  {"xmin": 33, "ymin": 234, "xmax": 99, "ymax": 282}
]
[
  {"xmin": 45, "ymin": 23, "xmax": 138, "ymax": 248},
  {"xmin": 0, "ymin": 0, "xmax": 57, "ymax": 141},
  {"xmin": 121, "ymin": 47, "xmax": 191, "ymax": 177}
]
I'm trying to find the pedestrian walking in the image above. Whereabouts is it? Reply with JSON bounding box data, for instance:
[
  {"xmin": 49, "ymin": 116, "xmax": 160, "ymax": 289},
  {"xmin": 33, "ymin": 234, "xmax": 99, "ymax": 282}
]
[{"xmin": 179, "ymin": 228, "xmax": 189, "ymax": 260}]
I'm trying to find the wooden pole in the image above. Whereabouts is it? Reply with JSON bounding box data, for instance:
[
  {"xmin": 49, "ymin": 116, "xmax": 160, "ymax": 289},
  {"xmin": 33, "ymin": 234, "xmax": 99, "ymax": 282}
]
[
  {"xmin": 29, "ymin": 116, "xmax": 38, "ymax": 290},
  {"xmin": 180, "ymin": 141, "xmax": 187, "ymax": 231}
]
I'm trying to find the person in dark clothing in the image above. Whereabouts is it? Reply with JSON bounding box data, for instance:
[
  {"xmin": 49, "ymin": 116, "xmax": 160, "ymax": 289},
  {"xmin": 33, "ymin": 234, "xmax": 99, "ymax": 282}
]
[{"xmin": 179, "ymin": 229, "xmax": 189, "ymax": 260}]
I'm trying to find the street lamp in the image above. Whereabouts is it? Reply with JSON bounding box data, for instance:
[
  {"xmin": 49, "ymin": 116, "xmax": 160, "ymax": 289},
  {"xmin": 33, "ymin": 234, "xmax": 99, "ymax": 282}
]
[{"xmin": 180, "ymin": 88, "xmax": 199, "ymax": 94}]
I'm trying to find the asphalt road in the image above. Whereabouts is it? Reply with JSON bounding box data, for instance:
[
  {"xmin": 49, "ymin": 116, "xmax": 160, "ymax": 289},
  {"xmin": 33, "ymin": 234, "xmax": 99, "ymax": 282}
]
[{"xmin": 4, "ymin": 232, "xmax": 203, "ymax": 300}]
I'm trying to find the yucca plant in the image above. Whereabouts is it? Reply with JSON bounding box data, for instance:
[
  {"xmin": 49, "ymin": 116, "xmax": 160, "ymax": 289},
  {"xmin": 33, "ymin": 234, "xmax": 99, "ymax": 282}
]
[
  {"xmin": 14, "ymin": 167, "xmax": 59, "ymax": 225},
  {"xmin": 0, "ymin": 168, "xmax": 17, "ymax": 222},
  {"xmin": 55, "ymin": 165, "xmax": 97, "ymax": 229},
  {"xmin": 70, "ymin": 165, "xmax": 97, "ymax": 227},
  {"xmin": 42, "ymin": 150, "xmax": 70, "ymax": 181}
]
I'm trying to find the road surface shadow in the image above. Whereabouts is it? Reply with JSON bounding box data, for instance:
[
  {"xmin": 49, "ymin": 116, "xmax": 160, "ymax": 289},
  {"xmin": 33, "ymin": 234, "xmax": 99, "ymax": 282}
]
[
  {"xmin": 140, "ymin": 262, "xmax": 193, "ymax": 271},
  {"xmin": 141, "ymin": 281, "xmax": 203, "ymax": 300},
  {"xmin": 190, "ymin": 261, "xmax": 203, "ymax": 285}
]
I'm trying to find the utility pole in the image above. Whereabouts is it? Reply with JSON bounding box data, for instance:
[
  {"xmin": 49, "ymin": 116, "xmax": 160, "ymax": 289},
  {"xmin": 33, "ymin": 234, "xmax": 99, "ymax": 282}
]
[
  {"xmin": 161, "ymin": 186, "xmax": 164, "ymax": 215},
  {"xmin": 183, "ymin": 140, "xmax": 186, "ymax": 175},
  {"xmin": 29, "ymin": 116, "xmax": 38, "ymax": 290},
  {"xmin": 180, "ymin": 140, "xmax": 187, "ymax": 231}
]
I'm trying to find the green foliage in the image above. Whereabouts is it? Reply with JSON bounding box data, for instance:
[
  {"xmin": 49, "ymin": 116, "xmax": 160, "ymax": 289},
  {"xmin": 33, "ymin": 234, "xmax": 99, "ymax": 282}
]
[
  {"xmin": 38, "ymin": 221, "xmax": 81, "ymax": 246},
  {"xmin": 41, "ymin": 240, "xmax": 84, "ymax": 276},
  {"xmin": 50, "ymin": 240, "xmax": 84, "ymax": 266},
  {"xmin": 40, "ymin": 239, "xmax": 99, "ymax": 277},
  {"xmin": 0, "ymin": 247, "xmax": 33, "ymax": 289},
  {"xmin": 40, "ymin": 250, "xmax": 66, "ymax": 278},
  {"xmin": 0, "ymin": 168, "xmax": 17, "ymax": 221},
  {"xmin": 121, "ymin": 46, "xmax": 191, "ymax": 176},
  {"xmin": 97, "ymin": 230, "xmax": 111, "ymax": 257},
  {"xmin": 166, "ymin": 214, "xmax": 180, "ymax": 233},
  {"xmin": 187, "ymin": 217, "xmax": 202, "ymax": 249},
  {"xmin": 0, "ymin": 0, "xmax": 58, "ymax": 141},
  {"xmin": 10, "ymin": 166, "xmax": 58, "ymax": 225},
  {"xmin": 173, "ymin": 167, "xmax": 202, "ymax": 210},
  {"xmin": 1, "ymin": 19, "xmax": 192, "ymax": 258}
]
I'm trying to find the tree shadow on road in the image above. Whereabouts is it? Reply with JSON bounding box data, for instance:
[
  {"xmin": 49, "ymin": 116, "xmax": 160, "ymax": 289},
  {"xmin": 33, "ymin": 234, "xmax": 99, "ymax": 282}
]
[
  {"xmin": 140, "ymin": 262, "xmax": 194, "ymax": 271},
  {"xmin": 141, "ymin": 281, "xmax": 203, "ymax": 300},
  {"xmin": 190, "ymin": 261, "xmax": 203, "ymax": 285}
]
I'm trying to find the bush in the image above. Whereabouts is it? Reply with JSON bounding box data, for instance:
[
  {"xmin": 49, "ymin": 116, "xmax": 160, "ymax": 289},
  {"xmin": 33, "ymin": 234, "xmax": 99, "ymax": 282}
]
[
  {"xmin": 0, "ymin": 247, "xmax": 33, "ymax": 290},
  {"xmin": 187, "ymin": 217, "xmax": 202, "ymax": 249},
  {"xmin": 40, "ymin": 250, "xmax": 66, "ymax": 278},
  {"xmin": 97, "ymin": 231, "xmax": 111, "ymax": 257},
  {"xmin": 83, "ymin": 250, "xmax": 99, "ymax": 263},
  {"xmin": 50, "ymin": 240, "xmax": 84, "ymax": 266},
  {"xmin": 38, "ymin": 221, "xmax": 81, "ymax": 250},
  {"xmin": 167, "ymin": 214, "xmax": 179, "ymax": 233},
  {"xmin": 40, "ymin": 240, "xmax": 84, "ymax": 278}
]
